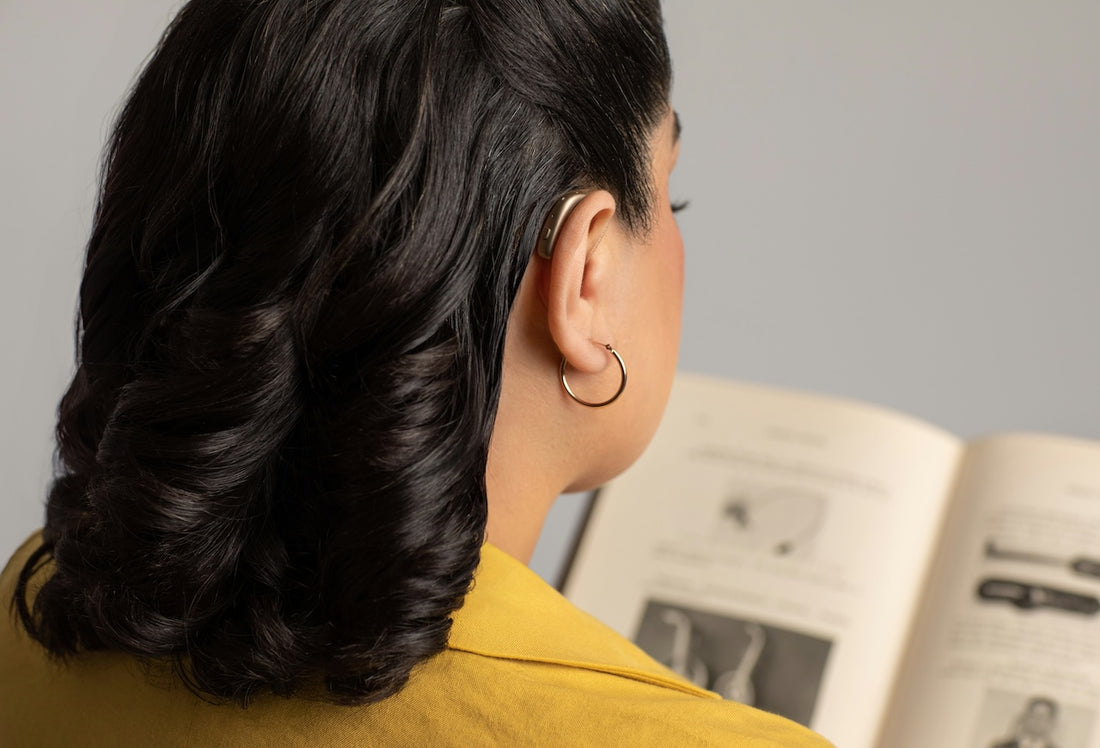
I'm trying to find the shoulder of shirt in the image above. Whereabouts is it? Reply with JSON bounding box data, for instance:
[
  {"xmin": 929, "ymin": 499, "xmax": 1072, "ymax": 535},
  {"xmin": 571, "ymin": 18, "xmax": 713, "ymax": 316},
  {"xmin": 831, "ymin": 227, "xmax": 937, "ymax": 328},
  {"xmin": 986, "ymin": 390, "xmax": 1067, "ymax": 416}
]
[
  {"xmin": 447, "ymin": 542, "xmax": 714, "ymax": 694},
  {"xmin": 0, "ymin": 532, "xmax": 833, "ymax": 747},
  {"xmin": 434, "ymin": 542, "xmax": 833, "ymax": 746}
]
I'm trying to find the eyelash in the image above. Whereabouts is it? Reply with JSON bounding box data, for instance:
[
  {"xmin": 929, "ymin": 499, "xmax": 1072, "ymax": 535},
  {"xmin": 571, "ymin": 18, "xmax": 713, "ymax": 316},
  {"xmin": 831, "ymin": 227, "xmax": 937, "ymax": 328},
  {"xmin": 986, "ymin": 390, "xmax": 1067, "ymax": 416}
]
[{"xmin": 671, "ymin": 200, "xmax": 690, "ymax": 214}]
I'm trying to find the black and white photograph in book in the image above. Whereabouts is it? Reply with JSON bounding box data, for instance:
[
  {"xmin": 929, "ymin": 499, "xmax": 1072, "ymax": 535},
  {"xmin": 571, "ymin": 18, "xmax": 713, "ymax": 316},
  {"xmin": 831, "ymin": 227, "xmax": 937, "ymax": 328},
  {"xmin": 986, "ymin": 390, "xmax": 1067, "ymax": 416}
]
[
  {"xmin": 971, "ymin": 690, "xmax": 1095, "ymax": 748},
  {"xmin": 632, "ymin": 600, "xmax": 831, "ymax": 727}
]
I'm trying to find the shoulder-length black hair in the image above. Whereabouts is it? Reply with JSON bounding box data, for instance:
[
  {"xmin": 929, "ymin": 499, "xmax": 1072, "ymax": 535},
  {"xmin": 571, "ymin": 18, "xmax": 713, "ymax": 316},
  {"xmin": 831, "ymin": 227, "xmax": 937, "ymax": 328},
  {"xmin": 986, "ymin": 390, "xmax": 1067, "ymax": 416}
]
[{"xmin": 14, "ymin": 0, "xmax": 670, "ymax": 706}]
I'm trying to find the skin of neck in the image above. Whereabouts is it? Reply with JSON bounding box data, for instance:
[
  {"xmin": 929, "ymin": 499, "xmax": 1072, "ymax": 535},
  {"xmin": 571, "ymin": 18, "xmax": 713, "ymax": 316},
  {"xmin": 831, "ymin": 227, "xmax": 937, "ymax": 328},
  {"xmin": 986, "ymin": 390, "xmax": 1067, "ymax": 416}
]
[
  {"xmin": 484, "ymin": 270, "xmax": 571, "ymax": 565},
  {"xmin": 484, "ymin": 254, "xmax": 625, "ymax": 564}
]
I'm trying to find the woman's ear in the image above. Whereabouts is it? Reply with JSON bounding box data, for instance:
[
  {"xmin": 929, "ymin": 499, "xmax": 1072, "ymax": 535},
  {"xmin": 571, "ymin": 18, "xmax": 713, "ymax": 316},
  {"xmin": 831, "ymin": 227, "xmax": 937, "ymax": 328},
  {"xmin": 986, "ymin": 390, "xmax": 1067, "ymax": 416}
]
[{"xmin": 537, "ymin": 190, "xmax": 619, "ymax": 374}]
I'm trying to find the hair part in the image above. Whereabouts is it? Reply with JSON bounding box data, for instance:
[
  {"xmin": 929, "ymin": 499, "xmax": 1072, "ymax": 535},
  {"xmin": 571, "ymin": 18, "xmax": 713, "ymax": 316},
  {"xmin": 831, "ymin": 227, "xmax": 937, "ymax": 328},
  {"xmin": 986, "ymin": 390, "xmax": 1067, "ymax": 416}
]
[{"xmin": 14, "ymin": 0, "xmax": 670, "ymax": 706}]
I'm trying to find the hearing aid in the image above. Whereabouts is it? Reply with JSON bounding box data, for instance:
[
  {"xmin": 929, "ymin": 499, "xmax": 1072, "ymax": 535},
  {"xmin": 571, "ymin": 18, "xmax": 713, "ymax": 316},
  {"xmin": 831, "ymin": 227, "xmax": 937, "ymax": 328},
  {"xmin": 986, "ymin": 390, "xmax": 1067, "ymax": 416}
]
[{"xmin": 536, "ymin": 190, "xmax": 589, "ymax": 259}]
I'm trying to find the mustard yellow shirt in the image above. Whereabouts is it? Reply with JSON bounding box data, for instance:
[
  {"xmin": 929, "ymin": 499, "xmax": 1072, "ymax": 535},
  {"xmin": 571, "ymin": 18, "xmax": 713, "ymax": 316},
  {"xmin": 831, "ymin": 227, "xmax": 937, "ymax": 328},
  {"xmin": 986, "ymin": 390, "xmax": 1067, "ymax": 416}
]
[{"xmin": 1, "ymin": 534, "xmax": 832, "ymax": 746}]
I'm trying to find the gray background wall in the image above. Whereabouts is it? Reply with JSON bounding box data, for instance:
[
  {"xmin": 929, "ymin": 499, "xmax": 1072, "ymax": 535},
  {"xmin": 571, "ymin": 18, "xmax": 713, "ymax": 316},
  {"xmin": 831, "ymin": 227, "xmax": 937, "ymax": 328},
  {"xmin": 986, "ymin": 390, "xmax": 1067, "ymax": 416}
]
[{"xmin": 3, "ymin": 2, "xmax": 1098, "ymax": 584}]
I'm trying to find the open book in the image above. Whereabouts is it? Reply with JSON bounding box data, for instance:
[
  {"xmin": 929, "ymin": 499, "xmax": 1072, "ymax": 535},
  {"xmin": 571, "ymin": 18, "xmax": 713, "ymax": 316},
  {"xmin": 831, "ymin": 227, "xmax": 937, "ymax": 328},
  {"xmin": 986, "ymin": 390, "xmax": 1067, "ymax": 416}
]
[{"xmin": 561, "ymin": 374, "xmax": 1100, "ymax": 748}]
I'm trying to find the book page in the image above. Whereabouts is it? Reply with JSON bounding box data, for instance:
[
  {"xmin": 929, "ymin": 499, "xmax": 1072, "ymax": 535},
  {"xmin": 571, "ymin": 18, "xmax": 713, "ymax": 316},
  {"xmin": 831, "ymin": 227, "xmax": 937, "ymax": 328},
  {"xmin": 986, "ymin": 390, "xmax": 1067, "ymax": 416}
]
[
  {"xmin": 878, "ymin": 434, "xmax": 1100, "ymax": 748},
  {"xmin": 562, "ymin": 374, "xmax": 963, "ymax": 748}
]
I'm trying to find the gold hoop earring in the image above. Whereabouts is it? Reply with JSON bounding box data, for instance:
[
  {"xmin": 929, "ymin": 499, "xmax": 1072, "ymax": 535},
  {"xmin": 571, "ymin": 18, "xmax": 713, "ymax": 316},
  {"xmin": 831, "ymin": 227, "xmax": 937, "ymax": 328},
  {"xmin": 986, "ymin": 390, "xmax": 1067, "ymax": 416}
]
[{"xmin": 560, "ymin": 344, "xmax": 627, "ymax": 408}]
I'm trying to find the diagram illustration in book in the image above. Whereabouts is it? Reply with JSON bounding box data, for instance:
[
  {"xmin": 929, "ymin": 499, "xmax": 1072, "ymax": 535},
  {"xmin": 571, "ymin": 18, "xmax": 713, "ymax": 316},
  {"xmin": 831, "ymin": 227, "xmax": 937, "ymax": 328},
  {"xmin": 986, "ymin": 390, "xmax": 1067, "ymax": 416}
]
[
  {"xmin": 976, "ymin": 579, "xmax": 1100, "ymax": 616},
  {"xmin": 985, "ymin": 539, "xmax": 1100, "ymax": 578},
  {"xmin": 715, "ymin": 485, "xmax": 827, "ymax": 558},
  {"xmin": 977, "ymin": 537, "xmax": 1100, "ymax": 616}
]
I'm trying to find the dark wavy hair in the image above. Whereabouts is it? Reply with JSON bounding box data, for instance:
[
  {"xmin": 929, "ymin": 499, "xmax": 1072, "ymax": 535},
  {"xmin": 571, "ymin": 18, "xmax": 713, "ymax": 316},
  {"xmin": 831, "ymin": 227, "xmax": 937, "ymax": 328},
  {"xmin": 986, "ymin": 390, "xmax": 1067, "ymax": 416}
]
[{"xmin": 13, "ymin": 0, "xmax": 670, "ymax": 706}]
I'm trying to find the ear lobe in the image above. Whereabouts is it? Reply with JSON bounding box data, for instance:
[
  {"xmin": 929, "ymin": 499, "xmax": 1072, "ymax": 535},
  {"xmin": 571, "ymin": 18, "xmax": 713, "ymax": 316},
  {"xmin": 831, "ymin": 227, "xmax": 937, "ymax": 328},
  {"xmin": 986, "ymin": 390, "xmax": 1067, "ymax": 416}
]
[{"xmin": 540, "ymin": 190, "xmax": 618, "ymax": 375}]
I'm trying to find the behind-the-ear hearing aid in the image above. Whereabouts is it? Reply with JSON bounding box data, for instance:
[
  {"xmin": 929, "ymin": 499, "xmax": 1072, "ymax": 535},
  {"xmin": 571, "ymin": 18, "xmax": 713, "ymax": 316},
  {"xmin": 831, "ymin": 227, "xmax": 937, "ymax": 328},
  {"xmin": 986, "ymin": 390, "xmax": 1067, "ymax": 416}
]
[{"xmin": 536, "ymin": 190, "xmax": 589, "ymax": 259}]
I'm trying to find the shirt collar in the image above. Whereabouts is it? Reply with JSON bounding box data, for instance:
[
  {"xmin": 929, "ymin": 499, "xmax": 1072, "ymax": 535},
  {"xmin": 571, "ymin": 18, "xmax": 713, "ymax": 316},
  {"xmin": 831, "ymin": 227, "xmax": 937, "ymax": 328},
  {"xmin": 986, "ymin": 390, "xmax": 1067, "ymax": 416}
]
[{"xmin": 446, "ymin": 543, "xmax": 717, "ymax": 699}]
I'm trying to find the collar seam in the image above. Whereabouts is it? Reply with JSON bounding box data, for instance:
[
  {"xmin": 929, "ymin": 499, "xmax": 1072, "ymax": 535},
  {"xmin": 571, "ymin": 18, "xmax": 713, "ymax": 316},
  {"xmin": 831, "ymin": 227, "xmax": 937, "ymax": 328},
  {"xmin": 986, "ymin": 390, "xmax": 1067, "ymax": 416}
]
[{"xmin": 444, "ymin": 643, "xmax": 720, "ymax": 700}]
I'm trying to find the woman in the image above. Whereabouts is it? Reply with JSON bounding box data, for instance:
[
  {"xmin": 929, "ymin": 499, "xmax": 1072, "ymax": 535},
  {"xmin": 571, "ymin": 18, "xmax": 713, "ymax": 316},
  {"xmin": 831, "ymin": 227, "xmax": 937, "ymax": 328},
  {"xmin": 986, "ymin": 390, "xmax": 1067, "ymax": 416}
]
[{"xmin": 1, "ymin": 1, "xmax": 829, "ymax": 744}]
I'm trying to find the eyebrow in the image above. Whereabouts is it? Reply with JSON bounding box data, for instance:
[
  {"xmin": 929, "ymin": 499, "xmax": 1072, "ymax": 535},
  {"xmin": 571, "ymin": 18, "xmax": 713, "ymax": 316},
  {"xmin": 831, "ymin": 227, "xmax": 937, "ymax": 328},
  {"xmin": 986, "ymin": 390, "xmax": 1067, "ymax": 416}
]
[{"xmin": 673, "ymin": 110, "xmax": 682, "ymax": 145}]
